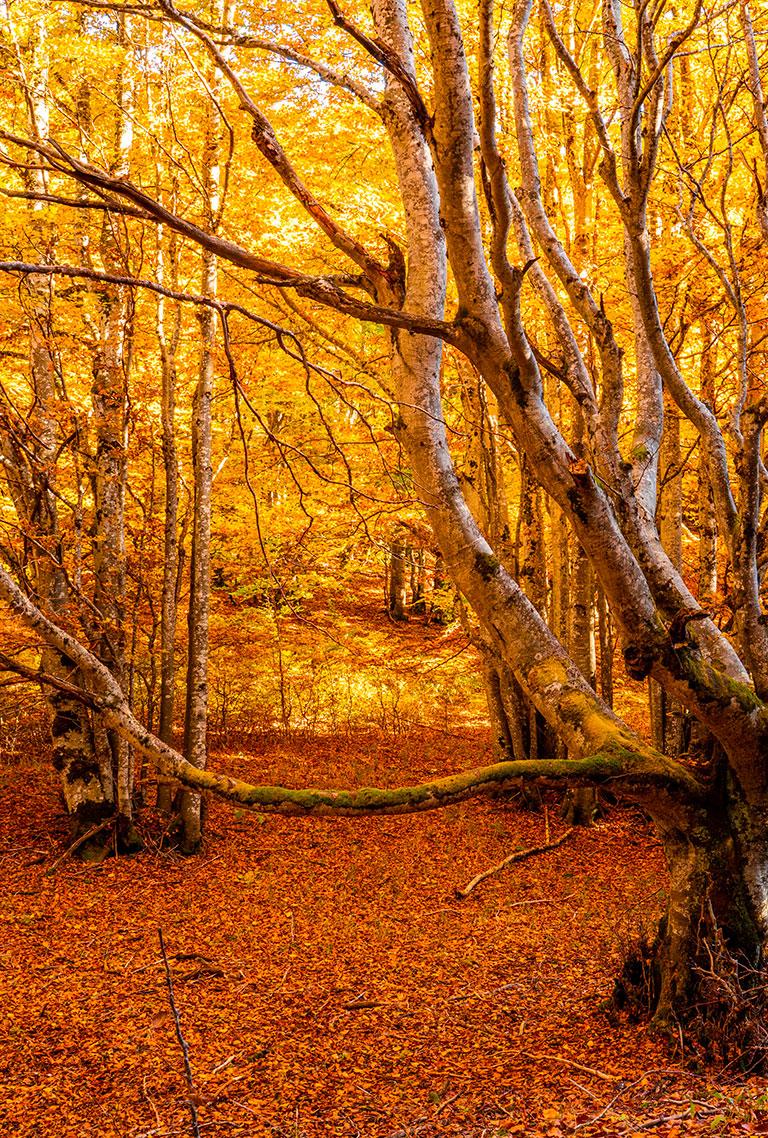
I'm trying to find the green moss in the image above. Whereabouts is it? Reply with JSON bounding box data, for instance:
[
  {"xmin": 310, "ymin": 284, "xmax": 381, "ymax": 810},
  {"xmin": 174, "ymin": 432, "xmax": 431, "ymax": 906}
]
[
  {"xmin": 677, "ymin": 648, "xmax": 763, "ymax": 713},
  {"xmin": 474, "ymin": 552, "xmax": 501, "ymax": 580},
  {"xmin": 352, "ymin": 787, "xmax": 386, "ymax": 809}
]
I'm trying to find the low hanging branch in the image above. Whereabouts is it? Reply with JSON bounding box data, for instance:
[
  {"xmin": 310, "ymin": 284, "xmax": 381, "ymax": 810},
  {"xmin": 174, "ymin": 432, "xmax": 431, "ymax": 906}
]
[
  {"xmin": 455, "ymin": 827, "xmax": 575, "ymax": 899},
  {"xmin": 0, "ymin": 256, "xmax": 458, "ymax": 343},
  {"xmin": 0, "ymin": 126, "xmax": 459, "ymax": 339},
  {"xmin": 0, "ymin": 562, "xmax": 703, "ymax": 816}
]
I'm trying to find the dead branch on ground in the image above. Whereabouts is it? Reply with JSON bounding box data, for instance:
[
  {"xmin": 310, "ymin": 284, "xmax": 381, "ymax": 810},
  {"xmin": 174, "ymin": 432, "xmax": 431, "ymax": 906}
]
[{"xmin": 456, "ymin": 828, "xmax": 574, "ymax": 899}]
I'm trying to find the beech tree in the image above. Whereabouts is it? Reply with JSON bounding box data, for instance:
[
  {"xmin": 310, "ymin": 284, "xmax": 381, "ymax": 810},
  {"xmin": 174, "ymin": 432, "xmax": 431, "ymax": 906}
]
[{"xmin": 3, "ymin": 0, "xmax": 768, "ymax": 1050}]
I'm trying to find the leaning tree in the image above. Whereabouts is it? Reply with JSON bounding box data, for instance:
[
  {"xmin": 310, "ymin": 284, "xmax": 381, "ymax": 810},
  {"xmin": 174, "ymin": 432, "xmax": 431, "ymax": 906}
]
[{"xmin": 2, "ymin": 0, "xmax": 768, "ymax": 1049}]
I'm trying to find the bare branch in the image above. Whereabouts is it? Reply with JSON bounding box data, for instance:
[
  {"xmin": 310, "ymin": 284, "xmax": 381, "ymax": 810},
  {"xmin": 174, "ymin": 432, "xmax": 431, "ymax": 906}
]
[
  {"xmin": 154, "ymin": 0, "xmax": 388, "ymax": 281},
  {"xmin": 158, "ymin": 929, "xmax": 202, "ymax": 1138},
  {"xmin": 0, "ymin": 257, "xmax": 458, "ymax": 343},
  {"xmin": 629, "ymin": 1, "xmax": 703, "ymax": 148},
  {"xmin": 324, "ymin": 0, "xmax": 431, "ymax": 132},
  {"xmin": 456, "ymin": 827, "xmax": 575, "ymax": 898},
  {"xmin": 0, "ymin": 186, "xmax": 151, "ymax": 218},
  {"xmin": 739, "ymin": 0, "xmax": 768, "ymax": 239},
  {"xmin": 539, "ymin": 0, "xmax": 624, "ymax": 207}
]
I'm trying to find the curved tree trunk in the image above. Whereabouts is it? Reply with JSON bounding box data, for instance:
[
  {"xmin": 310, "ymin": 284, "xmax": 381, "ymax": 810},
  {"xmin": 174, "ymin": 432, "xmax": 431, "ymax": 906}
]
[{"xmin": 1, "ymin": 15, "xmax": 111, "ymax": 838}]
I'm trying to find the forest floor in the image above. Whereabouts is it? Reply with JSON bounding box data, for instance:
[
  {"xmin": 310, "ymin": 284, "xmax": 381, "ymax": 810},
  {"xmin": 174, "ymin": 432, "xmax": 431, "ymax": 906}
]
[
  {"xmin": 2, "ymin": 585, "xmax": 768, "ymax": 1137},
  {"xmin": 3, "ymin": 738, "xmax": 768, "ymax": 1138}
]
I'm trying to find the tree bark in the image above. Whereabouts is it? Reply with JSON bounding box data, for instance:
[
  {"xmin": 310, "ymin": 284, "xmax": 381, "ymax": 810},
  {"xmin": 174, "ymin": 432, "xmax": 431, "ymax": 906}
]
[
  {"xmin": 156, "ymin": 223, "xmax": 181, "ymax": 812},
  {"xmin": 388, "ymin": 541, "xmax": 408, "ymax": 620},
  {"xmin": 179, "ymin": 243, "xmax": 215, "ymax": 853},
  {"xmin": 178, "ymin": 16, "xmax": 222, "ymax": 851},
  {"xmin": 0, "ymin": 13, "xmax": 110, "ymax": 835}
]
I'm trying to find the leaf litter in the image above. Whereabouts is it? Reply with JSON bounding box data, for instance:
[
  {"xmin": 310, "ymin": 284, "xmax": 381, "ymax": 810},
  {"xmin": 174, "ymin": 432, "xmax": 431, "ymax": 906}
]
[{"xmin": 2, "ymin": 734, "xmax": 768, "ymax": 1138}]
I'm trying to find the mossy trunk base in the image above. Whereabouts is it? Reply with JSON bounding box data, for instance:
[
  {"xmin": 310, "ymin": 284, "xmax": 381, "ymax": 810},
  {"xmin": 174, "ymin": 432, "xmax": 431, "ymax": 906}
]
[{"xmin": 614, "ymin": 823, "xmax": 768, "ymax": 1070}]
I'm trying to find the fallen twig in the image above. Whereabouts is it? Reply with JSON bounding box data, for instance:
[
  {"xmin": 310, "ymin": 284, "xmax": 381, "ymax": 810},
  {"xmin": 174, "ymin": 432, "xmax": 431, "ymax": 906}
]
[
  {"xmin": 158, "ymin": 928, "xmax": 202, "ymax": 1138},
  {"xmin": 456, "ymin": 829, "xmax": 574, "ymax": 899},
  {"xmin": 575, "ymin": 1074, "xmax": 648, "ymax": 1130},
  {"xmin": 434, "ymin": 1091, "xmax": 463, "ymax": 1116},
  {"xmin": 211, "ymin": 1054, "xmax": 237, "ymax": 1075},
  {"xmin": 141, "ymin": 1075, "xmax": 162, "ymax": 1130},
  {"xmin": 43, "ymin": 819, "xmax": 112, "ymax": 876},
  {"xmin": 175, "ymin": 967, "xmax": 226, "ymax": 984}
]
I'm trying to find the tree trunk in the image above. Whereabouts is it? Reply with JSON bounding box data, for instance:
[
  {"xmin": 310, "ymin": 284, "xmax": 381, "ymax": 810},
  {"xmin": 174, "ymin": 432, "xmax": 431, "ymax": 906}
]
[
  {"xmin": 618, "ymin": 785, "xmax": 768, "ymax": 1066},
  {"xmin": 515, "ymin": 454, "xmax": 555, "ymax": 773},
  {"xmin": 388, "ymin": 541, "xmax": 408, "ymax": 620},
  {"xmin": 179, "ymin": 35, "xmax": 221, "ymax": 850},
  {"xmin": 698, "ymin": 318, "xmax": 718, "ymax": 609},
  {"xmin": 156, "ymin": 224, "xmax": 181, "ymax": 812},
  {"xmin": 563, "ymin": 412, "xmax": 599, "ymax": 825},
  {"xmin": 430, "ymin": 551, "xmax": 454, "ymax": 623},
  {"xmin": 4, "ymin": 16, "xmax": 111, "ymax": 837},
  {"xmin": 562, "ymin": 533, "xmax": 598, "ymax": 825},
  {"xmin": 89, "ymin": 15, "xmax": 136, "ymax": 847},
  {"xmin": 596, "ymin": 585, "xmax": 613, "ymax": 707},
  {"xmin": 482, "ymin": 653, "xmax": 514, "ymax": 760},
  {"xmin": 411, "ymin": 546, "xmax": 427, "ymax": 615},
  {"xmin": 651, "ymin": 394, "xmax": 686, "ymax": 756},
  {"xmin": 179, "ymin": 244, "xmax": 215, "ymax": 853}
]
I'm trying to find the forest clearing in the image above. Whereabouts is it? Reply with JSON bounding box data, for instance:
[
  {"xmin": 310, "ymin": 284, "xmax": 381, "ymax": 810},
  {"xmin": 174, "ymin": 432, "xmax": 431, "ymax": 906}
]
[{"xmin": 4, "ymin": 0, "xmax": 768, "ymax": 1132}]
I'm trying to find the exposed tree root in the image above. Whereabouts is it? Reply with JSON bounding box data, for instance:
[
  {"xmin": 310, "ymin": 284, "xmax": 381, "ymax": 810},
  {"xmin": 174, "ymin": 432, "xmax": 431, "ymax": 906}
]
[
  {"xmin": 614, "ymin": 909, "xmax": 768, "ymax": 1073},
  {"xmin": 686, "ymin": 919, "xmax": 768, "ymax": 1072}
]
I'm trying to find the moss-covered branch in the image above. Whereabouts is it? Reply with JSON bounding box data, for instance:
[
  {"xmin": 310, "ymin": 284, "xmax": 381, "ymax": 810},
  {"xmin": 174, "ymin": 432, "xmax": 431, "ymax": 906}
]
[
  {"xmin": 0, "ymin": 563, "xmax": 704, "ymax": 818},
  {"xmin": 104, "ymin": 719, "xmax": 685, "ymax": 816}
]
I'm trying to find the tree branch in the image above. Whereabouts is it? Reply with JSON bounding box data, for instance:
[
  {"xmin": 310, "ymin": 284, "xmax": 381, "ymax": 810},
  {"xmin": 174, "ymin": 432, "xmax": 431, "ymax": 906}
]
[
  {"xmin": 158, "ymin": 929, "xmax": 201, "ymax": 1138},
  {"xmin": 166, "ymin": 7, "xmax": 383, "ymax": 112},
  {"xmin": 0, "ymin": 561, "xmax": 703, "ymax": 816},
  {"xmin": 0, "ymin": 256, "xmax": 458, "ymax": 343},
  {"xmin": 456, "ymin": 827, "xmax": 575, "ymax": 899},
  {"xmin": 155, "ymin": 0, "xmax": 388, "ymax": 281},
  {"xmin": 324, "ymin": 0, "xmax": 431, "ymax": 133},
  {"xmin": 0, "ymin": 186, "xmax": 152, "ymax": 218}
]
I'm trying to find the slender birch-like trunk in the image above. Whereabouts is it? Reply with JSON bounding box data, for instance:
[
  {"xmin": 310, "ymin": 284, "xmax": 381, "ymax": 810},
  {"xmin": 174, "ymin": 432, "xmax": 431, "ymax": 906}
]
[
  {"xmin": 179, "ymin": 23, "xmax": 222, "ymax": 850},
  {"xmin": 89, "ymin": 15, "xmax": 135, "ymax": 840},
  {"xmin": 658, "ymin": 395, "xmax": 685, "ymax": 755},
  {"xmin": 698, "ymin": 320, "xmax": 718, "ymax": 608},
  {"xmin": 388, "ymin": 541, "xmax": 408, "ymax": 620},
  {"xmin": 156, "ymin": 223, "xmax": 181, "ymax": 811}
]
